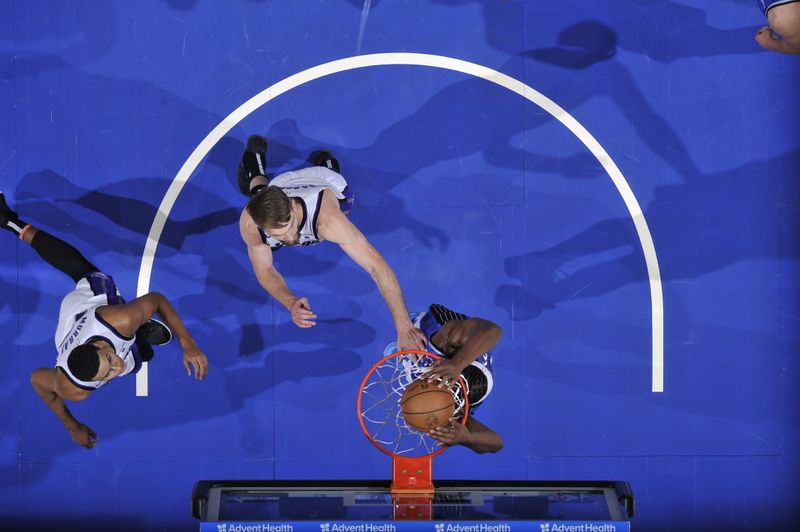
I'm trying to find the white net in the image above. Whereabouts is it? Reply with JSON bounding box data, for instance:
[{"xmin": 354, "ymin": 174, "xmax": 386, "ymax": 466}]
[{"xmin": 359, "ymin": 351, "xmax": 468, "ymax": 457}]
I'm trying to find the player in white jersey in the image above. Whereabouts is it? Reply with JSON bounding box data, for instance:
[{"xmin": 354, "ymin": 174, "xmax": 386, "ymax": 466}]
[
  {"xmin": 1, "ymin": 193, "xmax": 208, "ymax": 449},
  {"xmin": 383, "ymin": 303, "xmax": 504, "ymax": 454},
  {"xmin": 756, "ymin": 0, "xmax": 800, "ymax": 54},
  {"xmin": 237, "ymin": 135, "xmax": 426, "ymax": 351}
]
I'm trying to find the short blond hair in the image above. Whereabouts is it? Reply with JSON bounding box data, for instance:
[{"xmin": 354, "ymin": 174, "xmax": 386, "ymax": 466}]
[{"xmin": 246, "ymin": 186, "xmax": 291, "ymax": 229}]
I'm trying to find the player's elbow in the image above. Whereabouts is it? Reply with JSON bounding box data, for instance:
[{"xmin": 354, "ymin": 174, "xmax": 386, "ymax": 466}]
[
  {"xmin": 477, "ymin": 319, "xmax": 503, "ymax": 342},
  {"xmin": 359, "ymin": 253, "xmax": 384, "ymax": 277},
  {"xmin": 494, "ymin": 435, "xmax": 504, "ymax": 452},
  {"xmin": 361, "ymin": 262, "xmax": 383, "ymax": 283},
  {"xmin": 358, "ymin": 245, "xmax": 390, "ymax": 279},
  {"xmin": 487, "ymin": 434, "xmax": 504, "ymax": 453},
  {"xmin": 146, "ymin": 291, "xmax": 169, "ymax": 310},
  {"xmin": 30, "ymin": 368, "xmax": 52, "ymax": 390},
  {"xmin": 31, "ymin": 368, "xmax": 89, "ymax": 402},
  {"xmin": 474, "ymin": 435, "xmax": 504, "ymax": 454},
  {"xmin": 29, "ymin": 370, "xmax": 43, "ymax": 390},
  {"xmin": 490, "ymin": 323, "xmax": 503, "ymax": 340}
]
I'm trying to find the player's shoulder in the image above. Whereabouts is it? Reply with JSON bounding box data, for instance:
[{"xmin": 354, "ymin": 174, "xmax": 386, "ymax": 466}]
[
  {"xmin": 54, "ymin": 368, "xmax": 92, "ymax": 401},
  {"xmin": 435, "ymin": 319, "xmax": 461, "ymax": 338},
  {"xmin": 239, "ymin": 207, "xmax": 263, "ymax": 246},
  {"xmin": 434, "ymin": 310, "xmax": 494, "ymax": 339},
  {"xmin": 319, "ymin": 187, "xmax": 343, "ymax": 209},
  {"xmin": 316, "ymin": 189, "xmax": 355, "ymax": 234},
  {"xmin": 94, "ymin": 304, "xmax": 139, "ymax": 338}
]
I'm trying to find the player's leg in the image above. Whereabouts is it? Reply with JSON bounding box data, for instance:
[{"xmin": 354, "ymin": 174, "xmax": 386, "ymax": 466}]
[
  {"xmin": 5, "ymin": 193, "xmax": 171, "ymax": 359},
  {"xmin": 2, "ymin": 192, "xmax": 98, "ymax": 283},
  {"xmin": 136, "ymin": 317, "xmax": 173, "ymax": 346},
  {"xmin": 237, "ymin": 135, "xmax": 269, "ymax": 196},
  {"xmin": 309, "ymin": 149, "xmax": 352, "ymax": 213},
  {"xmin": 311, "ymin": 149, "xmax": 341, "ymax": 174}
]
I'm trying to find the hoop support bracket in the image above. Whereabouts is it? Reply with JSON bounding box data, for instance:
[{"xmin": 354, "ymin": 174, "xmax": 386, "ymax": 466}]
[
  {"xmin": 391, "ymin": 455, "xmax": 434, "ymax": 519},
  {"xmin": 391, "ymin": 455, "xmax": 433, "ymax": 493}
]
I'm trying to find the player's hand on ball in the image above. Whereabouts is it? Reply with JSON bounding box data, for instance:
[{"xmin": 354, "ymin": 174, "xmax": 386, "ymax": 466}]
[
  {"xmin": 397, "ymin": 326, "xmax": 426, "ymax": 351},
  {"xmin": 290, "ymin": 297, "xmax": 317, "ymax": 328},
  {"xmin": 69, "ymin": 423, "xmax": 99, "ymax": 449},
  {"xmin": 430, "ymin": 419, "xmax": 469, "ymax": 447},
  {"xmin": 426, "ymin": 359, "xmax": 462, "ymax": 389}
]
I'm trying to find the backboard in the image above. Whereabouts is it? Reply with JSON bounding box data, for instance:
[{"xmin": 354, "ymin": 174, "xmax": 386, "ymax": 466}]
[{"xmin": 192, "ymin": 480, "xmax": 634, "ymax": 530}]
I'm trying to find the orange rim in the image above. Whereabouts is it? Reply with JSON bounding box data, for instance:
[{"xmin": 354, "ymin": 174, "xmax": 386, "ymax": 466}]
[{"xmin": 357, "ymin": 349, "xmax": 470, "ymax": 458}]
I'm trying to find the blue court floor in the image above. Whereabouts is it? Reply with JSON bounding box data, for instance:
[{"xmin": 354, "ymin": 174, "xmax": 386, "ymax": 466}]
[{"xmin": 1, "ymin": 1, "xmax": 799, "ymax": 530}]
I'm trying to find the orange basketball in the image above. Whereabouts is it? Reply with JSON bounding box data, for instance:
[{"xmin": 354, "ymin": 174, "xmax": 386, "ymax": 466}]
[{"xmin": 400, "ymin": 378, "xmax": 455, "ymax": 432}]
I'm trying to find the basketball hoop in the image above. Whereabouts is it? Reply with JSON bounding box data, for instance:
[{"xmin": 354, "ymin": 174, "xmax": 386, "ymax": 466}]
[{"xmin": 357, "ymin": 349, "xmax": 470, "ymax": 505}]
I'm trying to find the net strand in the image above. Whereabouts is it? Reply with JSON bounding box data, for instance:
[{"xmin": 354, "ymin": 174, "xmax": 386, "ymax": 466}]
[{"xmin": 359, "ymin": 352, "xmax": 467, "ymax": 457}]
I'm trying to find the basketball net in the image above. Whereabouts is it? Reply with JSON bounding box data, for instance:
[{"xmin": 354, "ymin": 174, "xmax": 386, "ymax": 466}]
[{"xmin": 357, "ymin": 350, "xmax": 470, "ymax": 519}]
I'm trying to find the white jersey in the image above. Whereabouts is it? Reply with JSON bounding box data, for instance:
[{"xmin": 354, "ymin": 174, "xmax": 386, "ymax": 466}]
[
  {"xmin": 55, "ymin": 274, "xmax": 137, "ymax": 390},
  {"xmin": 259, "ymin": 166, "xmax": 350, "ymax": 249}
]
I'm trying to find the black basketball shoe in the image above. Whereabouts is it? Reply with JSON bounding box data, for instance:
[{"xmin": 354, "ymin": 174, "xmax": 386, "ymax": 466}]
[
  {"xmin": 237, "ymin": 135, "xmax": 268, "ymax": 196},
  {"xmin": 136, "ymin": 317, "xmax": 173, "ymax": 346},
  {"xmin": 134, "ymin": 336, "xmax": 155, "ymax": 363},
  {"xmin": 311, "ymin": 150, "xmax": 341, "ymax": 174},
  {"xmin": 1, "ymin": 192, "xmax": 26, "ymax": 236}
]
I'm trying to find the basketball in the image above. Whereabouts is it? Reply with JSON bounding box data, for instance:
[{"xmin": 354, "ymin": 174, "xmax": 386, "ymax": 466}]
[{"xmin": 400, "ymin": 378, "xmax": 455, "ymax": 431}]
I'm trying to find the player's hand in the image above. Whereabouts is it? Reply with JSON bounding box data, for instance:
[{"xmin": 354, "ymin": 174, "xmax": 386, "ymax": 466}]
[
  {"xmin": 182, "ymin": 343, "xmax": 208, "ymax": 380},
  {"xmin": 68, "ymin": 423, "xmax": 99, "ymax": 449},
  {"xmin": 756, "ymin": 25, "xmax": 776, "ymax": 49},
  {"xmin": 425, "ymin": 358, "xmax": 462, "ymax": 389},
  {"xmin": 430, "ymin": 419, "xmax": 470, "ymax": 447},
  {"xmin": 396, "ymin": 325, "xmax": 426, "ymax": 351},
  {"xmin": 290, "ymin": 297, "xmax": 317, "ymax": 328}
]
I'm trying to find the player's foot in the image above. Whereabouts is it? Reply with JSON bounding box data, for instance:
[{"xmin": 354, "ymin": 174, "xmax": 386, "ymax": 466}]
[
  {"xmin": 136, "ymin": 317, "xmax": 173, "ymax": 346},
  {"xmin": 237, "ymin": 135, "xmax": 268, "ymax": 196},
  {"xmin": 134, "ymin": 337, "xmax": 155, "ymax": 363},
  {"xmin": 311, "ymin": 150, "xmax": 340, "ymax": 174},
  {"xmin": 0, "ymin": 192, "xmax": 11, "ymax": 225},
  {"xmin": 0, "ymin": 192, "xmax": 26, "ymax": 236}
]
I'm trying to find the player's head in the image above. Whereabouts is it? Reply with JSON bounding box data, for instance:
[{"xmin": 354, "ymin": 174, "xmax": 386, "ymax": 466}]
[
  {"xmin": 246, "ymin": 186, "xmax": 301, "ymax": 245},
  {"xmin": 67, "ymin": 341, "xmax": 126, "ymax": 382}
]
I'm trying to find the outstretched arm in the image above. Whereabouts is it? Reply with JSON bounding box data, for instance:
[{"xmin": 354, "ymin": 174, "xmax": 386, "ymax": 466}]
[
  {"xmin": 97, "ymin": 292, "xmax": 208, "ymax": 380},
  {"xmin": 30, "ymin": 368, "xmax": 97, "ymax": 449},
  {"xmin": 318, "ymin": 196, "xmax": 425, "ymax": 350},
  {"xmin": 430, "ymin": 416, "xmax": 503, "ymax": 454},
  {"xmin": 240, "ymin": 208, "xmax": 316, "ymax": 328},
  {"xmin": 426, "ymin": 318, "xmax": 502, "ymax": 386}
]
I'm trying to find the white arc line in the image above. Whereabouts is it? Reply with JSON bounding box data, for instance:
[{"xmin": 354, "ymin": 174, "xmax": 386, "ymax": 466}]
[{"xmin": 136, "ymin": 52, "xmax": 664, "ymax": 396}]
